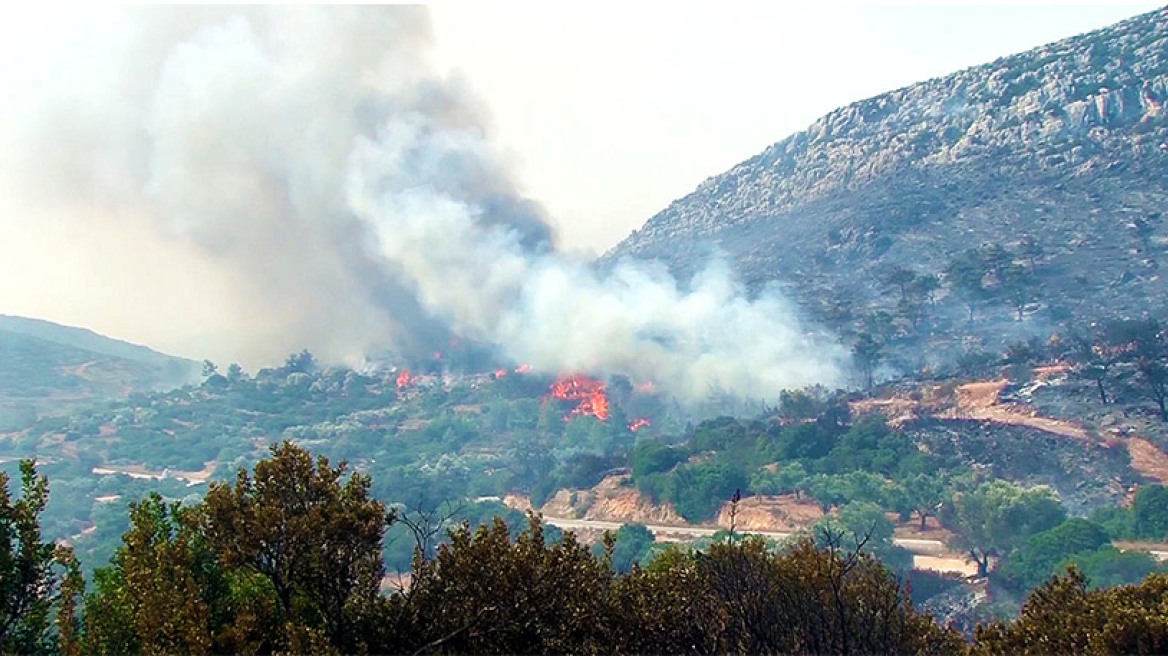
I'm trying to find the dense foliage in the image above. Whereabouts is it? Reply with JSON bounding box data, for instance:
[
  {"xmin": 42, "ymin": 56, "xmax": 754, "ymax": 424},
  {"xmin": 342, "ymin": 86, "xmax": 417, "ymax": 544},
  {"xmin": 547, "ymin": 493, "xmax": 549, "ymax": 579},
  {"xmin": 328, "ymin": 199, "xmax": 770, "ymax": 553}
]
[{"xmin": 5, "ymin": 448, "xmax": 1168, "ymax": 654}]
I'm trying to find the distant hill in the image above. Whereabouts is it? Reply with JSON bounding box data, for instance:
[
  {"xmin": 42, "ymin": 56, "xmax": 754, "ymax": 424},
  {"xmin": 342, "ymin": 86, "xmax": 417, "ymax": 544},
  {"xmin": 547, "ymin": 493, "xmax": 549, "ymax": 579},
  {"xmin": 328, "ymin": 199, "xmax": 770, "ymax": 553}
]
[
  {"xmin": 606, "ymin": 7, "xmax": 1168, "ymax": 369},
  {"xmin": 0, "ymin": 316, "xmax": 198, "ymax": 428}
]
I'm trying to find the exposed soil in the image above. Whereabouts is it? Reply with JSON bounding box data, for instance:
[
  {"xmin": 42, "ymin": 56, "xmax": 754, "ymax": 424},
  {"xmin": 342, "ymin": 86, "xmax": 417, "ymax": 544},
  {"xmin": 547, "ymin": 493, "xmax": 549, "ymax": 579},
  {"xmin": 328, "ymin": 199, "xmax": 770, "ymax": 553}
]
[
  {"xmin": 92, "ymin": 460, "xmax": 217, "ymax": 485},
  {"xmin": 1126, "ymin": 437, "xmax": 1168, "ymax": 485},
  {"xmin": 538, "ymin": 475, "xmax": 687, "ymax": 525},
  {"xmin": 913, "ymin": 555, "xmax": 979, "ymax": 577},
  {"xmin": 853, "ymin": 368, "xmax": 1168, "ymax": 487},
  {"xmin": 717, "ymin": 494, "xmax": 824, "ymax": 532}
]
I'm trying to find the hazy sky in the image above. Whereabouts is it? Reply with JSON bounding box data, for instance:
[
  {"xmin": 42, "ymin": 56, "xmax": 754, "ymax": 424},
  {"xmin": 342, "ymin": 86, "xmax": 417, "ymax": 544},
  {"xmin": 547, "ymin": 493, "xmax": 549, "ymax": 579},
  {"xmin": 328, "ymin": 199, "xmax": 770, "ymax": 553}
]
[
  {"xmin": 428, "ymin": 3, "xmax": 1163, "ymax": 253},
  {"xmin": 0, "ymin": 3, "xmax": 1160, "ymax": 362}
]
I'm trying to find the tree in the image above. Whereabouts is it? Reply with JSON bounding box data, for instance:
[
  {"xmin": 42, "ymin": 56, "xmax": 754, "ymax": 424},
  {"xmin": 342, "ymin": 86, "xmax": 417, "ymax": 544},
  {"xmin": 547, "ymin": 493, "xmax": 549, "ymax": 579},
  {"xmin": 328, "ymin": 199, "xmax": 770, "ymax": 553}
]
[
  {"xmin": 999, "ymin": 263, "xmax": 1037, "ymax": 320},
  {"xmin": 1069, "ymin": 330, "xmax": 1118, "ymax": 404},
  {"xmin": 750, "ymin": 462, "xmax": 807, "ymax": 498},
  {"xmin": 1018, "ymin": 234, "xmax": 1044, "ymax": 272},
  {"xmin": 975, "ymin": 569, "xmax": 1168, "ymax": 655},
  {"xmin": 282, "ymin": 349, "xmax": 318, "ymax": 374},
  {"xmin": 1137, "ymin": 357, "xmax": 1168, "ymax": 421},
  {"xmin": 1133, "ymin": 484, "xmax": 1168, "ymax": 540},
  {"xmin": 996, "ymin": 518, "xmax": 1112, "ymax": 592},
  {"xmin": 1063, "ymin": 547, "xmax": 1162, "ymax": 590},
  {"xmin": 665, "ymin": 463, "xmax": 746, "ymax": 523},
  {"xmin": 852, "ymin": 333, "xmax": 882, "ymax": 391},
  {"xmin": 392, "ymin": 516, "xmax": 612, "ymax": 655},
  {"xmin": 904, "ymin": 473, "xmax": 948, "ymax": 531},
  {"xmin": 0, "ymin": 460, "xmax": 79, "ymax": 655},
  {"xmin": 604, "ymin": 523, "xmax": 655, "ymax": 574},
  {"xmin": 883, "ymin": 265, "xmax": 917, "ymax": 304},
  {"xmin": 947, "ymin": 480, "xmax": 1066, "ymax": 576},
  {"xmin": 199, "ymin": 442, "xmax": 389, "ymax": 650},
  {"xmin": 945, "ymin": 249, "xmax": 989, "ymax": 323},
  {"xmin": 1126, "ymin": 320, "xmax": 1168, "ymax": 420},
  {"xmin": 225, "ymin": 363, "xmax": 245, "ymax": 383},
  {"xmin": 82, "ymin": 495, "xmax": 226, "ymax": 655},
  {"xmin": 814, "ymin": 501, "xmax": 913, "ymax": 572},
  {"xmin": 911, "ymin": 273, "xmax": 941, "ymax": 307},
  {"xmin": 777, "ymin": 387, "xmax": 829, "ymax": 423}
]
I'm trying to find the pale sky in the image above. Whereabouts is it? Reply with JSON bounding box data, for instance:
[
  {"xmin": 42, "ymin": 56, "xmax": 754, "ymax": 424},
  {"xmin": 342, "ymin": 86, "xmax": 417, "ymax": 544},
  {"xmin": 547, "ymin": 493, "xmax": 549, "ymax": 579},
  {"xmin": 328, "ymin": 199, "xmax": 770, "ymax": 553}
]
[
  {"xmin": 0, "ymin": 3, "xmax": 1160, "ymax": 361},
  {"xmin": 429, "ymin": 3, "xmax": 1163, "ymax": 254}
]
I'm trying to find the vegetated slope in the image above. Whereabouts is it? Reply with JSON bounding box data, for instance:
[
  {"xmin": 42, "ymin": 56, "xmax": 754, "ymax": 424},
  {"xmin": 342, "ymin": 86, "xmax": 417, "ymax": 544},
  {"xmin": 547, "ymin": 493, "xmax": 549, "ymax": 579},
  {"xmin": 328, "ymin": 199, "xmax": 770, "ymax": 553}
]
[
  {"xmin": 0, "ymin": 316, "xmax": 198, "ymax": 426},
  {"xmin": 607, "ymin": 7, "xmax": 1168, "ymax": 357}
]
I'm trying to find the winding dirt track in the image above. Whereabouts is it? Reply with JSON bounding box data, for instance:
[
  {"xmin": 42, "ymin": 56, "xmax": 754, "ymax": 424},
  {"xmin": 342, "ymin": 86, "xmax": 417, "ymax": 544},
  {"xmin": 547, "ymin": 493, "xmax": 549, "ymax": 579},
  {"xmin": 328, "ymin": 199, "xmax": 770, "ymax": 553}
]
[{"xmin": 541, "ymin": 516, "xmax": 947, "ymax": 553}]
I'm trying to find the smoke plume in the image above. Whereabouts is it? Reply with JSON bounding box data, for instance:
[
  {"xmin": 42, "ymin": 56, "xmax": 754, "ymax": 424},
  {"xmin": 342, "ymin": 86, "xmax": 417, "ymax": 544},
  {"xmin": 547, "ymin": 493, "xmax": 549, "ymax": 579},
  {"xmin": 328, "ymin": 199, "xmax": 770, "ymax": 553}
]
[{"xmin": 0, "ymin": 6, "xmax": 847, "ymax": 401}]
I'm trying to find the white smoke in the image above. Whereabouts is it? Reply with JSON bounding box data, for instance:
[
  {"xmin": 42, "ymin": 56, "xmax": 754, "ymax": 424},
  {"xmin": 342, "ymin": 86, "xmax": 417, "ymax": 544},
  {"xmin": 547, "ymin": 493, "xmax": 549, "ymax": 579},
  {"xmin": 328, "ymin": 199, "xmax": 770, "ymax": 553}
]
[{"xmin": 0, "ymin": 6, "xmax": 847, "ymax": 400}]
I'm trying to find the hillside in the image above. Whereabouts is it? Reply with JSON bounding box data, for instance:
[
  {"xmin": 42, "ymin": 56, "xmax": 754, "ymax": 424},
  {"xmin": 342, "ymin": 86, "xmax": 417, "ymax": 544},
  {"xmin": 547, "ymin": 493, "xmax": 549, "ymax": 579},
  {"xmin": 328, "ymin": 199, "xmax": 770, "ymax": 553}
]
[
  {"xmin": 0, "ymin": 316, "xmax": 198, "ymax": 426},
  {"xmin": 606, "ymin": 7, "xmax": 1168, "ymax": 366}
]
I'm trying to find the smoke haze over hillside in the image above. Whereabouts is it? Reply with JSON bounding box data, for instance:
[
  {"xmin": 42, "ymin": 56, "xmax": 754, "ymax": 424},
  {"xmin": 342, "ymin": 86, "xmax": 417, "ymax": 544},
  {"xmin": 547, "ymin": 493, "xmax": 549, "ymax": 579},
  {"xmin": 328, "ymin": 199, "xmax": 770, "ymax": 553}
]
[{"xmin": 0, "ymin": 6, "xmax": 845, "ymax": 400}]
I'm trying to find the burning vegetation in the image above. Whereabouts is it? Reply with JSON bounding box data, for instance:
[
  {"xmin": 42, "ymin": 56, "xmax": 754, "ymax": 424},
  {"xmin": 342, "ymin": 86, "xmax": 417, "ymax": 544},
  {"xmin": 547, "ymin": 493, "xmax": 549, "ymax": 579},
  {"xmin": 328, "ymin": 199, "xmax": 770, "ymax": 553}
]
[
  {"xmin": 628, "ymin": 417, "xmax": 652, "ymax": 432},
  {"xmin": 549, "ymin": 374, "xmax": 610, "ymax": 422}
]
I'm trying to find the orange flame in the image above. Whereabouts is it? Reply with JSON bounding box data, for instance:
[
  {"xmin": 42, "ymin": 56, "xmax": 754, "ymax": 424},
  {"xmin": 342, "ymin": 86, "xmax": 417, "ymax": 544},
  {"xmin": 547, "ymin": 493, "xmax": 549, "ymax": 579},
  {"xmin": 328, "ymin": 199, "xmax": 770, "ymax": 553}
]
[
  {"xmin": 396, "ymin": 369, "xmax": 416, "ymax": 389},
  {"xmin": 549, "ymin": 374, "xmax": 610, "ymax": 422},
  {"xmin": 494, "ymin": 368, "xmax": 508, "ymax": 379},
  {"xmin": 628, "ymin": 418, "xmax": 652, "ymax": 432},
  {"xmin": 514, "ymin": 363, "xmax": 533, "ymax": 374}
]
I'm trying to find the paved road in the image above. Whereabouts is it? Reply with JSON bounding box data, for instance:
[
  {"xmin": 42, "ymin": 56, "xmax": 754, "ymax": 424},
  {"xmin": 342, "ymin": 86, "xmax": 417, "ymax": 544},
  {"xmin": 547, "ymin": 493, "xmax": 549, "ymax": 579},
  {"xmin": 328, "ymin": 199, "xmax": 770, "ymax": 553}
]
[{"xmin": 542, "ymin": 516, "xmax": 947, "ymax": 554}]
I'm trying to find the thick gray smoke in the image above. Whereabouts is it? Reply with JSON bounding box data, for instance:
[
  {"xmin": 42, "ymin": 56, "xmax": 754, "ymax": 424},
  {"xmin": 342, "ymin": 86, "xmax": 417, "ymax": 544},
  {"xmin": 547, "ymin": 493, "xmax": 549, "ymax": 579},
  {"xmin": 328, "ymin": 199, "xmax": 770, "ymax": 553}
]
[{"xmin": 0, "ymin": 6, "xmax": 847, "ymax": 400}]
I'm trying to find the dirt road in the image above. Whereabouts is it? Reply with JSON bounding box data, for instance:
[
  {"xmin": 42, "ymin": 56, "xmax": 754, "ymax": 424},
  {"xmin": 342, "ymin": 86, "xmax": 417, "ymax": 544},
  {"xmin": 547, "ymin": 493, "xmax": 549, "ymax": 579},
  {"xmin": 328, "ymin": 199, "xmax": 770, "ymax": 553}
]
[{"xmin": 542, "ymin": 515, "xmax": 946, "ymax": 552}]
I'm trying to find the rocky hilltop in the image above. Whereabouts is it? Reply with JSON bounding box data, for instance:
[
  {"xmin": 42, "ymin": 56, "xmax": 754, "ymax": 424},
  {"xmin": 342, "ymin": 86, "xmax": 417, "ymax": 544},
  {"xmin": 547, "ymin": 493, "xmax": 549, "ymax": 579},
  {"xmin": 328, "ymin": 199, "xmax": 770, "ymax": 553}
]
[{"xmin": 607, "ymin": 7, "xmax": 1168, "ymax": 362}]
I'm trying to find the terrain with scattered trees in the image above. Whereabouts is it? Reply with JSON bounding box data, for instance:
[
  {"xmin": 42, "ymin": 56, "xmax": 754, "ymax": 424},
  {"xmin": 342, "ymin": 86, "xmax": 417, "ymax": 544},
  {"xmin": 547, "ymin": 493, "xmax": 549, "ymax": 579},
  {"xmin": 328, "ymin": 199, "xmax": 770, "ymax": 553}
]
[{"xmin": 6, "ymin": 444, "xmax": 1168, "ymax": 655}]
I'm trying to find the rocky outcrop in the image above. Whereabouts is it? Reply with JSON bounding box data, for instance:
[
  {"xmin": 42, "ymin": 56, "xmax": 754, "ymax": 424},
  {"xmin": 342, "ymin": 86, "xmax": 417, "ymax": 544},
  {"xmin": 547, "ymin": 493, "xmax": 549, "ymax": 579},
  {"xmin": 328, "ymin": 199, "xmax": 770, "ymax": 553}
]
[
  {"xmin": 606, "ymin": 8, "xmax": 1168, "ymax": 356},
  {"xmin": 538, "ymin": 475, "xmax": 687, "ymax": 525}
]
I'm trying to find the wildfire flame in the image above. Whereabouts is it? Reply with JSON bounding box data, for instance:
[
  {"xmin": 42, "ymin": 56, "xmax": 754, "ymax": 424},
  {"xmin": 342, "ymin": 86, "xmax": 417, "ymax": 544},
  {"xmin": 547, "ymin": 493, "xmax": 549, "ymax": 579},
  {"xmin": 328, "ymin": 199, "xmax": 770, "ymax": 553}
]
[
  {"xmin": 549, "ymin": 374, "xmax": 610, "ymax": 422},
  {"xmin": 628, "ymin": 418, "xmax": 652, "ymax": 432},
  {"xmin": 494, "ymin": 368, "xmax": 508, "ymax": 379},
  {"xmin": 396, "ymin": 369, "xmax": 416, "ymax": 389},
  {"xmin": 514, "ymin": 363, "xmax": 533, "ymax": 374}
]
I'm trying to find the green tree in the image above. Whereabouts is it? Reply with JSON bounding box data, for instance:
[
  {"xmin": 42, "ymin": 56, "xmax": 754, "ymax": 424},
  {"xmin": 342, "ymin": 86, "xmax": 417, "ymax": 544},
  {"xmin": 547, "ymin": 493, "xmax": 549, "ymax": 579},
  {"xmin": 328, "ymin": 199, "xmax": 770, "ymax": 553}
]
[
  {"xmin": 0, "ymin": 460, "xmax": 79, "ymax": 655},
  {"xmin": 996, "ymin": 518, "xmax": 1111, "ymax": 592},
  {"xmin": 904, "ymin": 473, "xmax": 948, "ymax": 531},
  {"xmin": 391, "ymin": 516, "xmax": 612, "ymax": 655},
  {"xmin": 1133, "ymin": 484, "xmax": 1168, "ymax": 540},
  {"xmin": 603, "ymin": 523, "xmax": 656, "ymax": 574},
  {"xmin": 666, "ymin": 463, "xmax": 747, "ymax": 523},
  {"xmin": 814, "ymin": 501, "xmax": 913, "ymax": 571},
  {"xmin": 948, "ymin": 480, "xmax": 1066, "ymax": 576},
  {"xmin": 1062, "ymin": 547, "xmax": 1162, "ymax": 590},
  {"xmin": 750, "ymin": 462, "xmax": 807, "ymax": 498},
  {"xmin": 199, "ymin": 442, "xmax": 389, "ymax": 650},
  {"xmin": 82, "ymin": 495, "xmax": 229, "ymax": 655},
  {"xmin": 975, "ymin": 568, "xmax": 1168, "ymax": 655}
]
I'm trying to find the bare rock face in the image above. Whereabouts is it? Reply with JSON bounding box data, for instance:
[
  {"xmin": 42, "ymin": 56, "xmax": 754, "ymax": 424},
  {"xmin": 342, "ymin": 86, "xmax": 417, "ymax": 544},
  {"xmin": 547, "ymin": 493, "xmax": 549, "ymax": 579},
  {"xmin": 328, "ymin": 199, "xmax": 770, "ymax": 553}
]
[{"xmin": 606, "ymin": 8, "xmax": 1168, "ymax": 358}]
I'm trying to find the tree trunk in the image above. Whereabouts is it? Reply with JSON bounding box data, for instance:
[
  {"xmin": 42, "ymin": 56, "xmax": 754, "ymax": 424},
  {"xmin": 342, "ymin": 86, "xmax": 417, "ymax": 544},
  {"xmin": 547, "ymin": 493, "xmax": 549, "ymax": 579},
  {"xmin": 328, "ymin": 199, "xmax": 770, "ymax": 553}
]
[
  {"xmin": 971, "ymin": 550, "xmax": 989, "ymax": 577},
  {"xmin": 1096, "ymin": 378, "xmax": 1108, "ymax": 404}
]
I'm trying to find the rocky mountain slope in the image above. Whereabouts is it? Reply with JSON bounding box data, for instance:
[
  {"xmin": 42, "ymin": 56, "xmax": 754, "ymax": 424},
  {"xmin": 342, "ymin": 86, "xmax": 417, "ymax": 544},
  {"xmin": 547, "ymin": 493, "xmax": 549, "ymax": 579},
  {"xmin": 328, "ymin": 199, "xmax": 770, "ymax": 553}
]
[{"xmin": 606, "ymin": 7, "xmax": 1168, "ymax": 361}]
